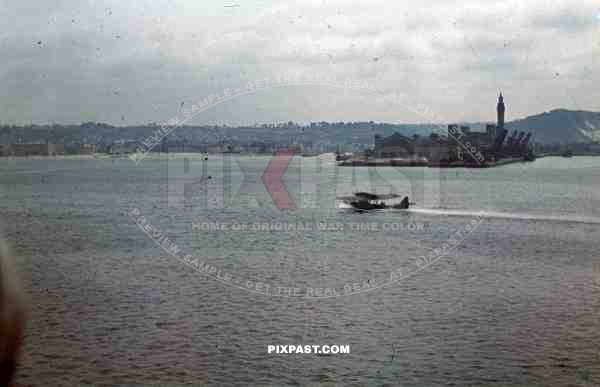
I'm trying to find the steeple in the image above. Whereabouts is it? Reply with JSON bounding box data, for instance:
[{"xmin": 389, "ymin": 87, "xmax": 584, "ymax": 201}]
[{"xmin": 497, "ymin": 91, "xmax": 505, "ymax": 130}]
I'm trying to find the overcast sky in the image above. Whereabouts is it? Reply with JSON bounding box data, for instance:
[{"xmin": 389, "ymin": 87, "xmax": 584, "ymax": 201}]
[{"xmin": 0, "ymin": 0, "xmax": 598, "ymax": 126}]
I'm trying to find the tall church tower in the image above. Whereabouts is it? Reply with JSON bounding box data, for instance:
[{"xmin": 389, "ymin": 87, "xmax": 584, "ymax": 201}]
[{"xmin": 497, "ymin": 92, "xmax": 505, "ymax": 130}]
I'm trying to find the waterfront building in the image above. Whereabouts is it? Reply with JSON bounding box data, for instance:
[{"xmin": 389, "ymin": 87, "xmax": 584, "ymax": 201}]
[
  {"xmin": 109, "ymin": 143, "xmax": 137, "ymax": 155},
  {"xmin": 0, "ymin": 144, "xmax": 11, "ymax": 157},
  {"xmin": 78, "ymin": 144, "xmax": 97, "ymax": 154},
  {"xmin": 372, "ymin": 92, "xmax": 532, "ymax": 164},
  {"xmin": 373, "ymin": 133, "xmax": 414, "ymax": 158},
  {"xmin": 7, "ymin": 143, "xmax": 65, "ymax": 156},
  {"xmin": 486, "ymin": 124, "xmax": 497, "ymax": 142}
]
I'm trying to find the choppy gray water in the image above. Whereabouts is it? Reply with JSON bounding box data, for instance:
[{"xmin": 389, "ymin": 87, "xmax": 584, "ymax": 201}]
[{"xmin": 1, "ymin": 156, "xmax": 599, "ymax": 386}]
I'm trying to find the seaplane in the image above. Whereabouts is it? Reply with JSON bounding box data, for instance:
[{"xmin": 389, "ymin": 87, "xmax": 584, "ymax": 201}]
[{"xmin": 337, "ymin": 192, "xmax": 410, "ymax": 211}]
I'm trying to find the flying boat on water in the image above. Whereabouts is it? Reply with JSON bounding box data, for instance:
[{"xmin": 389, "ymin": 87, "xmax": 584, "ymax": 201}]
[{"xmin": 337, "ymin": 192, "xmax": 411, "ymax": 211}]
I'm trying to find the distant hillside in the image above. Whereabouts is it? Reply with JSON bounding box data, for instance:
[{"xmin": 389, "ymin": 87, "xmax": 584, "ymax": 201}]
[
  {"xmin": 1, "ymin": 109, "xmax": 599, "ymax": 147},
  {"xmin": 506, "ymin": 109, "xmax": 600, "ymax": 145}
]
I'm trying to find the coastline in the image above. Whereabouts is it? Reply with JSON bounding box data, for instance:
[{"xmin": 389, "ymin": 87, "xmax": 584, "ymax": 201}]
[{"xmin": 338, "ymin": 156, "xmax": 534, "ymax": 168}]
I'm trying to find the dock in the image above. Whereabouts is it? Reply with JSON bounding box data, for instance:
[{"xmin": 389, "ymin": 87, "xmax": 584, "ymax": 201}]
[{"xmin": 339, "ymin": 156, "xmax": 534, "ymax": 168}]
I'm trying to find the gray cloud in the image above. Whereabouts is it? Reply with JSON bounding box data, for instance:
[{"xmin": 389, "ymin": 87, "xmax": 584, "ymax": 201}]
[{"xmin": 0, "ymin": 0, "xmax": 598, "ymax": 125}]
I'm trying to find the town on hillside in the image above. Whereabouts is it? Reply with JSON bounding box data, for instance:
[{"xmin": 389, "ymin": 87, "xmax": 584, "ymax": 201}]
[{"xmin": 1, "ymin": 94, "xmax": 599, "ymax": 163}]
